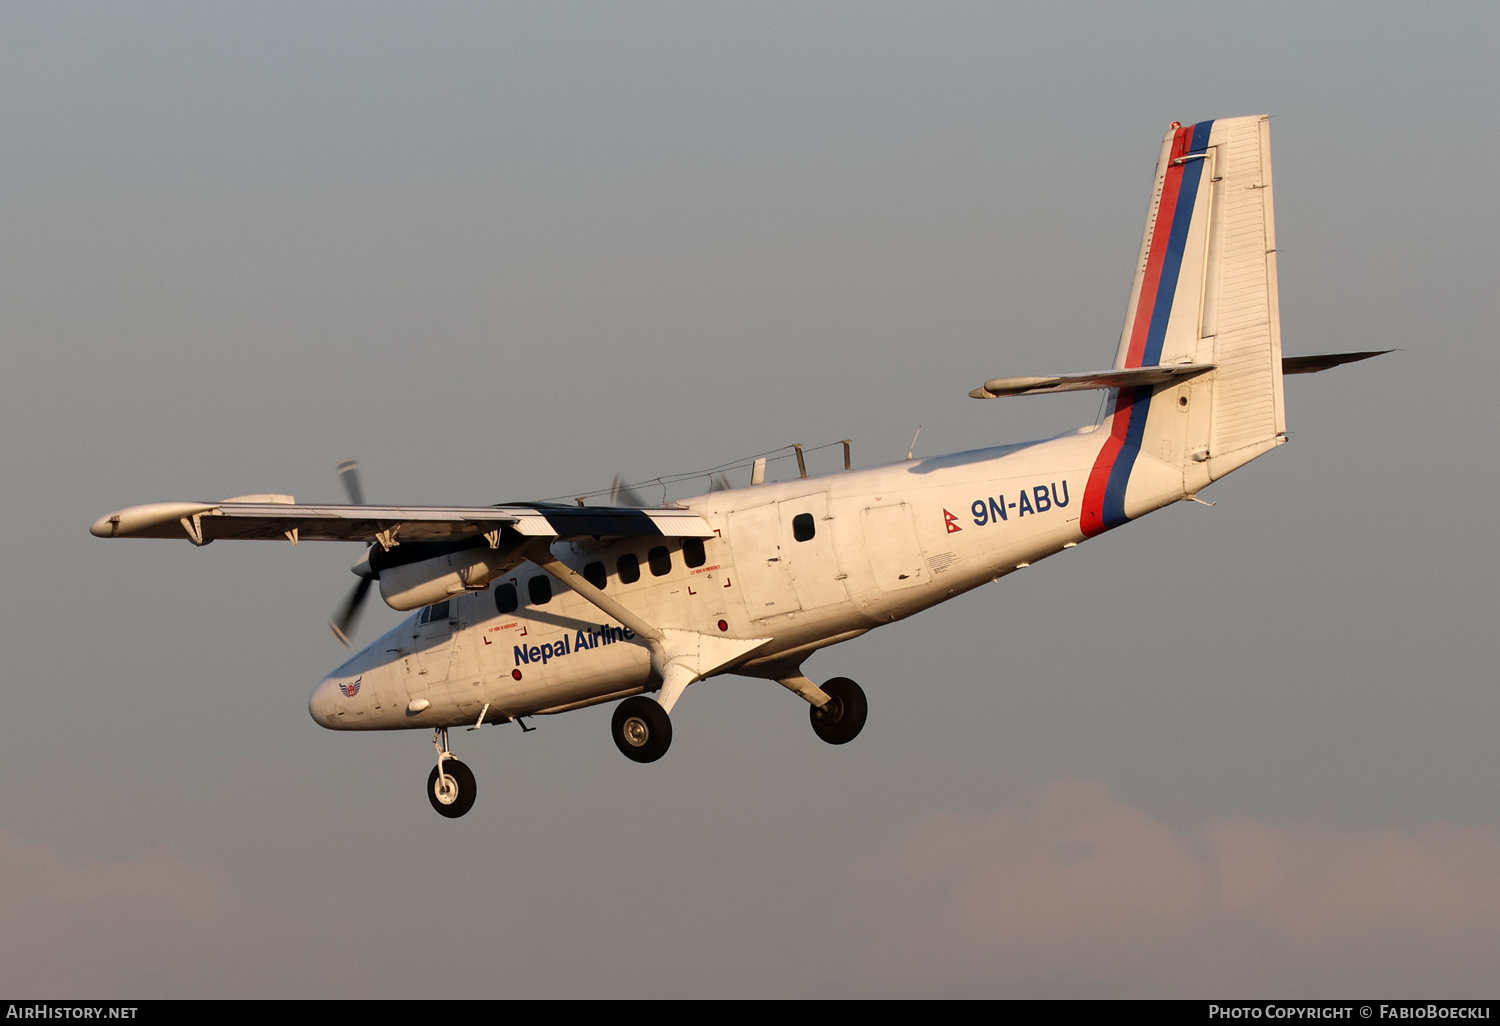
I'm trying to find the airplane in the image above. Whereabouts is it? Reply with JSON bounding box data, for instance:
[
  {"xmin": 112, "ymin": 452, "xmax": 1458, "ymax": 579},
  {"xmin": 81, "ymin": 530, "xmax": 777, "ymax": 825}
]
[{"xmin": 91, "ymin": 116, "xmax": 1385, "ymax": 817}]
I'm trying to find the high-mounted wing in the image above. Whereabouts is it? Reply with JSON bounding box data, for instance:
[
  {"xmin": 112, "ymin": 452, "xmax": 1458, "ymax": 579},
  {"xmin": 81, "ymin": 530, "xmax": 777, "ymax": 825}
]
[{"xmin": 91, "ymin": 496, "xmax": 714, "ymax": 547}]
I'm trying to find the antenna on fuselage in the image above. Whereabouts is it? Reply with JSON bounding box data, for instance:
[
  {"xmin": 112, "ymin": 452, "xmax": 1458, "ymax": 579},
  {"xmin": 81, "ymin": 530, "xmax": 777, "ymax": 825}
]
[{"xmin": 905, "ymin": 425, "xmax": 922, "ymax": 461}]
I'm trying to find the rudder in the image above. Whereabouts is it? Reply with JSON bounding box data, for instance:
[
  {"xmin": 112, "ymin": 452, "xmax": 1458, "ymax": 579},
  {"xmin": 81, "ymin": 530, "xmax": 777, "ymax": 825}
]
[{"xmin": 1196, "ymin": 115, "xmax": 1286, "ymax": 482}]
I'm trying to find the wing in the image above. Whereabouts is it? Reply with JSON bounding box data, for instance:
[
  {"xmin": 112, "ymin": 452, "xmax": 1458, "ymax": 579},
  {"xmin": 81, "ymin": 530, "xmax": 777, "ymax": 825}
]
[{"xmin": 90, "ymin": 496, "xmax": 714, "ymax": 546}]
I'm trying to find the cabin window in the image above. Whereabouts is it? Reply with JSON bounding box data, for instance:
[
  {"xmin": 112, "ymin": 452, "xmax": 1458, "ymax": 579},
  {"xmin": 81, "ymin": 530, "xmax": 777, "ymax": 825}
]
[
  {"xmin": 682, "ymin": 538, "xmax": 706, "ymax": 568},
  {"xmin": 420, "ymin": 600, "xmax": 451, "ymax": 624},
  {"xmin": 792, "ymin": 512, "xmax": 816, "ymax": 542},
  {"xmin": 528, "ymin": 574, "xmax": 552, "ymax": 605},
  {"xmin": 494, "ymin": 582, "xmax": 518, "ymax": 615},
  {"xmin": 583, "ymin": 561, "xmax": 607, "ymax": 590},
  {"xmin": 648, "ymin": 546, "xmax": 672, "ymax": 577},
  {"xmin": 617, "ymin": 553, "xmax": 641, "ymax": 585}
]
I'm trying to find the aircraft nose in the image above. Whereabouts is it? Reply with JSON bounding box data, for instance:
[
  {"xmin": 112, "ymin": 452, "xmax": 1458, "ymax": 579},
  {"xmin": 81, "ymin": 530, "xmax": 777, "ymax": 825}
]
[{"xmin": 309, "ymin": 675, "xmax": 345, "ymax": 729}]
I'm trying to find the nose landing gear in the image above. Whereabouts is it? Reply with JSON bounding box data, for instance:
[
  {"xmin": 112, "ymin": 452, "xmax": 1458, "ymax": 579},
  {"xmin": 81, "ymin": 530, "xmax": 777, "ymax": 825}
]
[{"xmin": 427, "ymin": 728, "xmax": 477, "ymax": 818}]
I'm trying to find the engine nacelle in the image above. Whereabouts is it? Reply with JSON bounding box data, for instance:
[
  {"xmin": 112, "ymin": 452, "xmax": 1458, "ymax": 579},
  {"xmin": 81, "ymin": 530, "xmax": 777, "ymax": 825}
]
[{"xmin": 376, "ymin": 540, "xmax": 528, "ymax": 611}]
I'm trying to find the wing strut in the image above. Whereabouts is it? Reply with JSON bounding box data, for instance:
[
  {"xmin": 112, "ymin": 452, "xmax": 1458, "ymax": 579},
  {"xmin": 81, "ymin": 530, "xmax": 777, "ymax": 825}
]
[
  {"xmin": 524, "ymin": 542, "xmax": 772, "ymax": 713},
  {"xmin": 525, "ymin": 543, "xmax": 662, "ymax": 643}
]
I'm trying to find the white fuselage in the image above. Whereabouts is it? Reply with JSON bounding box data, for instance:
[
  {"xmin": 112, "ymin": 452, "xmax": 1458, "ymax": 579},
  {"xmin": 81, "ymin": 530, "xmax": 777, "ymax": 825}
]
[{"xmin": 308, "ymin": 423, "xmax": 1167, "ymax": 730}]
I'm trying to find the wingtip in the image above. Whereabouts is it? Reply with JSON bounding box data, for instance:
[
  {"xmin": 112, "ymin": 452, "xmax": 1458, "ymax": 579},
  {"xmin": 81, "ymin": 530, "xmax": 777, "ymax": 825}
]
[{"xmin": 89, "ymin": 502, "xmax": 216, "ymax": 538}]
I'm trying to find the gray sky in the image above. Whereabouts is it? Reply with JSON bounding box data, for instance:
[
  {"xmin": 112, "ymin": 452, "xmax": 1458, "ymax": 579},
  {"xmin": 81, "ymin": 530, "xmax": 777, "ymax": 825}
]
[{"xmin": 3, "ymin": 1, "xmax": 1498, "ymax": 997}]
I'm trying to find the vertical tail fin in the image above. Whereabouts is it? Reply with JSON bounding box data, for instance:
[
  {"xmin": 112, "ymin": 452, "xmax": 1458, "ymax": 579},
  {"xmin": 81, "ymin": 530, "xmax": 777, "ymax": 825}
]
[{"xmin": 1082, "ymin": 116, "xmax": 1285, "ymax": 535}]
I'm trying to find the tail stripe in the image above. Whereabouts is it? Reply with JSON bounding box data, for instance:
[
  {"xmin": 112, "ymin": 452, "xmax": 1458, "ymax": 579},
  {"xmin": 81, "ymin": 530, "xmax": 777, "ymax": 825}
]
[{"xmin": 1082, "ymin": 120, "xmax": 1214, "ymax": 537}]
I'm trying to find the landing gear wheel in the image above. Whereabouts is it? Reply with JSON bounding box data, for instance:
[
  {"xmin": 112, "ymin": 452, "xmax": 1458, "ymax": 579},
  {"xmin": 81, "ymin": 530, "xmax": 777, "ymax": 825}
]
[
  {"xmin": 427, "ymin": 758, "xmax": 477, "ymax": 818},
  {"xmin": 810, "ymin": 677, "xmax": 867, "ymax": 745},
  {"xmin": 612, "ymin": 696, "xmax": 673, "ymax": 763}
]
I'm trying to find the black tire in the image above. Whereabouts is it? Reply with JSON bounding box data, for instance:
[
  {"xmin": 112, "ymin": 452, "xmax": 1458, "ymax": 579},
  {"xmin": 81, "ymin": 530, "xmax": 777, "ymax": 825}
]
[
  {"xmin": 810, "ymin": 677, "xmax": 867, "ymax": 745},
  {"xmin": 427, "ymin": 758, "xmax": 477, "ymax": 818},
  {"xmin": 612, "ymin": 696, "xmax": 673, "ymax": 763}
]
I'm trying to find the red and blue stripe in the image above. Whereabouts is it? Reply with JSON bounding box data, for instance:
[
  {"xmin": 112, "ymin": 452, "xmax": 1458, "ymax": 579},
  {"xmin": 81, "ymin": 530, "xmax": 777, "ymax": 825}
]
[{"xmin": 1080, "ymin": 120, "xmax": 1213, "ymax": 537}]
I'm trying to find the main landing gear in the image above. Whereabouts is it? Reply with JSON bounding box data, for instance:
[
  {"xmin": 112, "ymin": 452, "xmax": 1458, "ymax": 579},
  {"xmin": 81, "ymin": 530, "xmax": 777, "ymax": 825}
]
[
  {"xmin": 808, "ymin": 677, "xmax": 867, "ymax": 745},
  {"xmin": 427, "ymin": 728, "xmax": 477, "ymax": 818},
  {"xmin": 612, "ymin": 696, "xmax": 673, "ymax": 763},
  {"xmin": 607, "ymin": 675, "xmax": 868, "ymax": 764}
]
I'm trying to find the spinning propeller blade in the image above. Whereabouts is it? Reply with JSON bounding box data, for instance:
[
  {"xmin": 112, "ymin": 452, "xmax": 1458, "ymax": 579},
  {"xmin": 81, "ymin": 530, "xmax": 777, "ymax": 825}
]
[
  {"xmin": 337, "ymin": 459, "xmax": 365, "ymax": 506},
  {"xmin": 329, "ymin": 458, "xmax": 374, "ymax": 646},
  {"xmin": 328, "ymin": 575, "xmax": 373, "ymax": 648},
  {"xmin": 608, "ymin": 474, "xmax": 649, "ymax": 508}
]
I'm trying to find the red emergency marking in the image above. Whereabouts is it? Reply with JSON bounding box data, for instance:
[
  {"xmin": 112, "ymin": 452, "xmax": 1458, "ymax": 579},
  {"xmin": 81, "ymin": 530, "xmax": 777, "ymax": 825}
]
[
  {"xmin": 717, "ymin": 619, "xmax": 729, "ymax": 632},
  {"xmin": 511, "ymin": 669, "xmax": 523, "ymax": 680}
]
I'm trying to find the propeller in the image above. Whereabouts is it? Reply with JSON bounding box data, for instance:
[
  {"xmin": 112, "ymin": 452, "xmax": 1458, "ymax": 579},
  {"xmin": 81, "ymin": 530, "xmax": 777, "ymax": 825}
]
[
  {"xmin": 608, "ymin": 474, "xmax": 649, "ymax": 508},
  {"xmin": 337, "ymin": 458, "xmax": 365, "ymax": 505},
  {"xmin": 610, "ymin": 471, "xmax": 731, "ymax": 504},
  {"xmin": 329, "ymin": 576, "xmax": 373, "ymax": 648},
  {"xmin": 329, "ymin": 458, "xmax": 375, "ymax": 647}
]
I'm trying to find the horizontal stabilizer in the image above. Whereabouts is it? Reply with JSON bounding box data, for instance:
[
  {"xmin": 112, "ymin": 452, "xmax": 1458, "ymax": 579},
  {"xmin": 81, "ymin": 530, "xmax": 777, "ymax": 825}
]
[
  {"xmin": 969, "ymin": 362, "xmax": 1215, "ymax": 399},
  {"xmin": 1282, "ymin": 351, "xmax": 1392, "ymax": 375}
]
